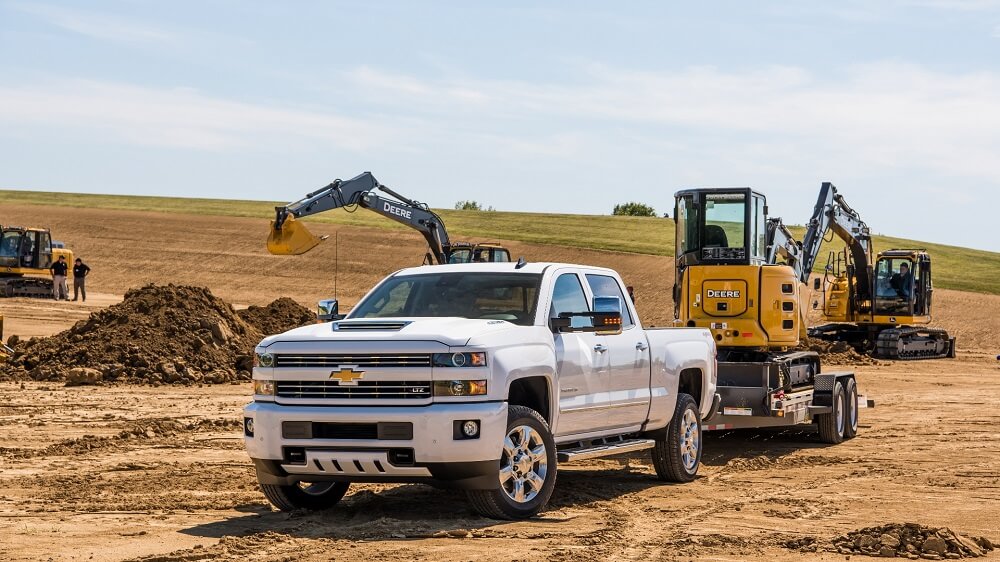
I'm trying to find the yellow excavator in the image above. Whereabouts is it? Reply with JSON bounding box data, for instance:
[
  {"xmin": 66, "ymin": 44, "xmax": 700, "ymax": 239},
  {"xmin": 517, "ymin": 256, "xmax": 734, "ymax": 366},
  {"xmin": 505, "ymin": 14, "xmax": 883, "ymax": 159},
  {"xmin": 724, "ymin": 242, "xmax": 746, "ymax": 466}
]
[
  {"xmin": 804, "ymin": 186, "xmax": 955, "ymax": 359},
  {"xmin": 0, "ymin": 224, "xmax": 74, "ymax": 298},
  {"xmin": 673, "ymin": 183, "xmax": 954, "ymax": 363},
  {"xmin": 267, "ymin": 172, "xmax": 510, "ymax": 264}
]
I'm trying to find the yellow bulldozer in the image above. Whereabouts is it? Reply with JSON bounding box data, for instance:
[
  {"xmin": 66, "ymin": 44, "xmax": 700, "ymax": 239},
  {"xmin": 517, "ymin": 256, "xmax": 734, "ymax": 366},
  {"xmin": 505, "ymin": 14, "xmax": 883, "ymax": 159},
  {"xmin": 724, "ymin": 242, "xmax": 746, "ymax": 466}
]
[{"xmin": 0, "ymin": 224, "xmax": 74, "ymax": 298}]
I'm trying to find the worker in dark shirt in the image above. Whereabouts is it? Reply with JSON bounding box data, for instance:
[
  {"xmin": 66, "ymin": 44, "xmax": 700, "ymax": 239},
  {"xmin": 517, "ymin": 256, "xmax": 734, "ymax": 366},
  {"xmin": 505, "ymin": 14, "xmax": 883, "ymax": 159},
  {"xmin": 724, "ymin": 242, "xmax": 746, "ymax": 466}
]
[
  {"xmin": 72, "ymin": 258, "xmax": 91, "ymax": 302},
  {"xmin": 890, "ymin": 262, "xmax": 913, "ymax": 300},
  {"xmin": 50, "ymin": 255, "xmax": 69, "ymax": 300}
]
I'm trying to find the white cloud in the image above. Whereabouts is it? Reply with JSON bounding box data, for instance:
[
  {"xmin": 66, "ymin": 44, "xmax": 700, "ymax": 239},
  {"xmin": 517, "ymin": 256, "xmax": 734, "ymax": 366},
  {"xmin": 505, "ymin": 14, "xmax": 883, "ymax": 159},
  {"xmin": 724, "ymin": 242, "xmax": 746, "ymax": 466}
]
[
  {"xmin": 11, "ymin": 3, "xmax": 176, "ymax": 45},
  {"xmin": 341, "ymin": 62, "xmax": 1000, "ymax": 184},
  {"xmin": 0, "ymin": 80, "xmax": 396, "ymax": 151}
]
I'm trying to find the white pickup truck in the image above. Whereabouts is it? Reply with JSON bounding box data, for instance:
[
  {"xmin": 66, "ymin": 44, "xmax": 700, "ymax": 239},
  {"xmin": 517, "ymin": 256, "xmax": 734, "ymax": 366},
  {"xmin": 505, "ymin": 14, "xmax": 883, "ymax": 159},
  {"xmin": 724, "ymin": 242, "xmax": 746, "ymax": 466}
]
[{"xmin": 244, "ymin": 262, "xmax": 717, "ymax": 519}]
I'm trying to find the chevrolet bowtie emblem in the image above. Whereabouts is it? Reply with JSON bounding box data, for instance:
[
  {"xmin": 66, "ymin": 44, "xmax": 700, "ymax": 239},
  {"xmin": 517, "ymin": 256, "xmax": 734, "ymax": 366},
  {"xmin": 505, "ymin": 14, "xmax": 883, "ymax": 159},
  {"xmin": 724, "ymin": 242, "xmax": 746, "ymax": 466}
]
[{"xmin": 330, "ymin": 366, "xmax": 365, "ymax": 385}]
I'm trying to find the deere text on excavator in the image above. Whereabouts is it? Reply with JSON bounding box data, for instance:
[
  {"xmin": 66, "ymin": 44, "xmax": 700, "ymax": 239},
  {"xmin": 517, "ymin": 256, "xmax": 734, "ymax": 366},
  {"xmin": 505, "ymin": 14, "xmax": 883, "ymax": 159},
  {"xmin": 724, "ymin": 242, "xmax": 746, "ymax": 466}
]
[
  {"xmin": 0, "ymin": 224, "xmax": 74, "ymax": 298},
  {"xmin": 267, "ymin": 172, "xmax": 510, "ymax": 264}
]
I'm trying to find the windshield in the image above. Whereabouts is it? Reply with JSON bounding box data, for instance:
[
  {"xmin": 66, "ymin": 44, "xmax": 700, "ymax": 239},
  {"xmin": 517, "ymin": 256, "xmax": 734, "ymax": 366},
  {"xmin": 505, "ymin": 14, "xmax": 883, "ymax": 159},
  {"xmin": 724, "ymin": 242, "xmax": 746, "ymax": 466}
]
[
  {"xmin": 349, "ymin": 272, "xmax": 542, "ymax": 326},
  {"xmin": 704, "ymin": 193, "xmax": 745, "ymax": 249}
]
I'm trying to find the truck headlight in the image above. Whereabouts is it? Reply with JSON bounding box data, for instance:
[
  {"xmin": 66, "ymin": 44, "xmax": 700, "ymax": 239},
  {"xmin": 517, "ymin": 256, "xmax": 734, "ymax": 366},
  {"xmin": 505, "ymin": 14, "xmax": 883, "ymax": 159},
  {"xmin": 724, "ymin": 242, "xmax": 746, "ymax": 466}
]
[
  {"xmin": 433, "ymin": 352, "xmax": 487, "ymax": 368},
  {"xmin": 253, "ymin": 380, "xmax": 275, "ymax": 396},
  {"xmin": 434, "ymin": 380, "xmax": 488, "ymax": 396},
  {"xmin": 255, "ymin": 353, "xmax": 274, "ymax": 368}
]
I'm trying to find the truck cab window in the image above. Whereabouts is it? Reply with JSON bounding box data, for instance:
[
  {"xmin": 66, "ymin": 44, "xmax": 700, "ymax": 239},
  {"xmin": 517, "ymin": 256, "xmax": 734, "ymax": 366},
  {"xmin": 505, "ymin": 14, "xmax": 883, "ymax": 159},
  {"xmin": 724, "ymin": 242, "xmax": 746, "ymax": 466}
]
[
  {"xmin": 585, "ymin": 274, "xmax": 634, "ymax": 328},
  {"xmin": 550, "ymin": 273, "xmax": 591, "ymax": 328}
]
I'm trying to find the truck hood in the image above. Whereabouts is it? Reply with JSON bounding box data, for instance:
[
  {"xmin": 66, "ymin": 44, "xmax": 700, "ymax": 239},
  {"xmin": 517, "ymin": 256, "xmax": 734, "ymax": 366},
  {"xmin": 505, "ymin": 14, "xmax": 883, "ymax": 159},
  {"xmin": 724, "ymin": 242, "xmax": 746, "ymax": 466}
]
[{"xmin": 259, "ymin": 317, "xmax": 519, "ymax": 348}]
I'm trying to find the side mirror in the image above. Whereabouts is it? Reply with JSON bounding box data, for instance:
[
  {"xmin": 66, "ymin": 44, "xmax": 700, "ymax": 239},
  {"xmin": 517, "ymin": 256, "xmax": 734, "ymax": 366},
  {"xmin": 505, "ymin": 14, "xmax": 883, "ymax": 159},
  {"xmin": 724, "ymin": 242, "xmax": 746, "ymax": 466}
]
[
  {"xmin": 813, "ymin": 277, "xmax": 821, "ymax": 290},
  {"xmin": 317, "ymin": 299, "xmax": 345, "ymax": 322},
  {"xmin": 549, "ymin": 311, "xmax": 623, "ymax": 335}
]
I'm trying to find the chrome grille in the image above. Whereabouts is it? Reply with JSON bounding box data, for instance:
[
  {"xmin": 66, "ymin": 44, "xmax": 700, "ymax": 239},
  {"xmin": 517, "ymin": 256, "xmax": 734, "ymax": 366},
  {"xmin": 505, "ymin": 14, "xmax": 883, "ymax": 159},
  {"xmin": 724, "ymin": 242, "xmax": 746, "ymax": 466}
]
[
  {"xmin": 332, "ymin": 321, "xmax": 410, "ymax": 331},
  {"xmin": 276, "ymin": 380, "xmax": 432, "ymax": 399},
  {"xmin": 274, "ymin": 354, "xmax": 432, "ymax": 368}
]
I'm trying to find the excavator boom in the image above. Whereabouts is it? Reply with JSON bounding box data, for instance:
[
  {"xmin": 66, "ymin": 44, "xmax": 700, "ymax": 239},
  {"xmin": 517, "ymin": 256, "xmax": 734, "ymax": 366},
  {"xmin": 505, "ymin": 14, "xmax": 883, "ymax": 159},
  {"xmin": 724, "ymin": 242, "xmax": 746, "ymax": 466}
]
[{"xmin": 266, "ymin": 172, "xmax": 507, "ymax": 265}]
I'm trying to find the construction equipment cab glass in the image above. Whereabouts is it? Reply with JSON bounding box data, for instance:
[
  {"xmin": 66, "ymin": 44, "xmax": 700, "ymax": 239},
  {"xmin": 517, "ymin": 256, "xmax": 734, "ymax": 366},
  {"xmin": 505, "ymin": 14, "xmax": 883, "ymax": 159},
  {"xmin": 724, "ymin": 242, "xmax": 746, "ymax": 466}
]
[
  {"xmin": 675, "ymin": 188, "xmax": 768, "ymax": 266},
  {"xmin": 872, "ymin": 251, "xmax": 932, "ymax": 318}
]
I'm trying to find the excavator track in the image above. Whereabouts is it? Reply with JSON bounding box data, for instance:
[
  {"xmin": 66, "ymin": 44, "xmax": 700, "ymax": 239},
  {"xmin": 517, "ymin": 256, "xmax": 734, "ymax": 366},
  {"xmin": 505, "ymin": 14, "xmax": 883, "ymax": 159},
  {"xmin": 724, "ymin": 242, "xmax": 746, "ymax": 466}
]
[
  {"xmin": 875, "ymin": 327, "xmax": 955, "ymax": 360},
  {"xmin": 0, "ymin": 277, "xmax": 55, "ymax": 299}
]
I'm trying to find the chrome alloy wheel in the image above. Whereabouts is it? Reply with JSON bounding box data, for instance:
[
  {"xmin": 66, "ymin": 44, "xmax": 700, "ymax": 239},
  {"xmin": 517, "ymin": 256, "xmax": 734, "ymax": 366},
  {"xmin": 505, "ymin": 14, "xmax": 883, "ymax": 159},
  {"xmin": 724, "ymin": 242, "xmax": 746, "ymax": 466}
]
[
  {"xmin": 499, "ymin": 425, "xmax": 548, "ymax": 504},
  {"xmin": 680, "ymin": 408, "xmax": 701, "ymax": 472}
]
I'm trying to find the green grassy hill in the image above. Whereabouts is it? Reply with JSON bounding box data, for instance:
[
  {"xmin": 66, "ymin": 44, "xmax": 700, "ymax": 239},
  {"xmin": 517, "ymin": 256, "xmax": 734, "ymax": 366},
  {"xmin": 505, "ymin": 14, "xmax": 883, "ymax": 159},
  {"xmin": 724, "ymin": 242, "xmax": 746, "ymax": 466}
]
[{"xmin": 3, "ymin": 189, "xmax": 997, "ymax": 294}]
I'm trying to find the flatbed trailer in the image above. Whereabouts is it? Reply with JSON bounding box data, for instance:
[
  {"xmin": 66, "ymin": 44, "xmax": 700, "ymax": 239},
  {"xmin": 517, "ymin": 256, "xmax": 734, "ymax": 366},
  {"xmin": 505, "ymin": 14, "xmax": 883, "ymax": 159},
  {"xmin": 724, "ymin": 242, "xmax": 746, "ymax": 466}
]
[{"xmin": 701, "ymin": 360, "xmax": 871, "ymax": 443}]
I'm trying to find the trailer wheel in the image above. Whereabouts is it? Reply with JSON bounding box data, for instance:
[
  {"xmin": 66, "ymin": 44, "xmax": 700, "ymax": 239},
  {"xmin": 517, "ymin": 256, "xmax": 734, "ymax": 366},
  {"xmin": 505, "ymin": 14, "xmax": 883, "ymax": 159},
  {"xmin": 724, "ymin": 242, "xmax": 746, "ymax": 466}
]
[
  {"xmin": 817, "ymin": 381, "xmax": 846, "ymax": 444},
  {"xmin": 259, "ymin": 480, "xmax": 350, "ymax": 512},
  {"xmin": 651, "ymin": 393, "xmax": 702, "ymax": 482},
  {"xmin": 843, "ymin": 378, "xmax": 859, "ymax": 439}
]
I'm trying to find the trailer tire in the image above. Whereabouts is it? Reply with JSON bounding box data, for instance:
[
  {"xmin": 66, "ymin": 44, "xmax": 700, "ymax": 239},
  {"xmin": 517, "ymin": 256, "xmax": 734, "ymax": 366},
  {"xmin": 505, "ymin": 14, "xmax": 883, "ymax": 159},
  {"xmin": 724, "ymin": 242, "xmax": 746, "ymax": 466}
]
[
  {"xmin": 817, "ymin": 381, "xmax": 846, "ymax": 444},
  {"xmin": 466, "ymin": 405, "xmax": 557, "ymax": 520},
  {"xmin": 843, "ymin": 378, "xmax": 859, "ymax": 439},
  {"xmin": 651, "ymin": 393, "xmax": 701, "ymax": 482},
  {"xmin": 259, "ymin": 480, "xmax": 350, "ymax": 512}
]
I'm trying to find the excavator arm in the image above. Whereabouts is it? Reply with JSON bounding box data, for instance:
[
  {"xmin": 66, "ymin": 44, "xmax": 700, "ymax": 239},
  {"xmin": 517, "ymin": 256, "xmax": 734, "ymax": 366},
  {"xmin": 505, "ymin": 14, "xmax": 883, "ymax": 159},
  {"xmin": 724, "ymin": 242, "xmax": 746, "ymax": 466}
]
[
  {"xmin": 268, "ymin": 172, "xmax": 452, "ymax": 264},
  {"xmin": 798, "ymin": 182, "xmax": 874, "ymax": 311},
  {"xmin": 765, "ymin": 217, "xmax": 806, "ymax": 281}
]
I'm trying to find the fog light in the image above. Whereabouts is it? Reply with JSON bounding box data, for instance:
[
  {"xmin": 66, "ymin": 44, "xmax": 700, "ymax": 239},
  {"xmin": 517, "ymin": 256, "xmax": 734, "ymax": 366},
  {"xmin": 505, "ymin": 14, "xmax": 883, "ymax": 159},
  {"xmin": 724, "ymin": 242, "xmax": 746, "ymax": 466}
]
[
  {"xmin": 244, "ymin": 417, "xmax": 254, "ymax": 436},
  {"xmin": 462, "ymin": 420, "xmax": 480, "ymax": 437}
]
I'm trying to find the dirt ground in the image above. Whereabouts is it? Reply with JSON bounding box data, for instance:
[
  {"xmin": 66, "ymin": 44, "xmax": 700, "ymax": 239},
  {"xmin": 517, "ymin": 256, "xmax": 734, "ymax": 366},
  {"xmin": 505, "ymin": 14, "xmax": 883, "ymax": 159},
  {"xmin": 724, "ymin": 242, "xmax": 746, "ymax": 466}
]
[{"xmin": 2, "ymin": 203, "xmax": 999, "ymax": 561}]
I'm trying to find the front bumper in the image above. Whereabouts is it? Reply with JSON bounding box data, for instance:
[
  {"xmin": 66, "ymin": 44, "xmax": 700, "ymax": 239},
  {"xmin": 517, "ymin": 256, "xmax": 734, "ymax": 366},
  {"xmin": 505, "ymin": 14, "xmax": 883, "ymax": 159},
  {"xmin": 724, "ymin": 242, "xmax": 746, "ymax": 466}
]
[{"xmin": 244, "ymin": 401, "xmax": 507, "ymax": 489}]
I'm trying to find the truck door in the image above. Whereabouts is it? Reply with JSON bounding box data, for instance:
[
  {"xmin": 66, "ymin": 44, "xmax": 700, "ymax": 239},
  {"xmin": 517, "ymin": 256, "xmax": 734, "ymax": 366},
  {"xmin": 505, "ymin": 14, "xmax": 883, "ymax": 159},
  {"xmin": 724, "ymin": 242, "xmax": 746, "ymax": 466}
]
[
  {"xmin": 585, "ymin": 274, "xmax": 650, "ymax": 429},
  {"xmin": 550, "ymin": 271, "xmax": 611, "ymax": 436}
]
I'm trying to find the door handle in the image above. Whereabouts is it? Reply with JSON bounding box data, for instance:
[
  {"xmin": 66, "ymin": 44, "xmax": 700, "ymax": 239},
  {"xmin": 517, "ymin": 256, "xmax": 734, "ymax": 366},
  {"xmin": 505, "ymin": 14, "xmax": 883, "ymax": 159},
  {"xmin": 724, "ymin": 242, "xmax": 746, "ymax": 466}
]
[
  {"xmin": 636, "ymin": 342, "xmax": 649, "ymax": 351},
  {"xmin": 594, "ymin": 344, "xmax": 608, "ymax": 353}
]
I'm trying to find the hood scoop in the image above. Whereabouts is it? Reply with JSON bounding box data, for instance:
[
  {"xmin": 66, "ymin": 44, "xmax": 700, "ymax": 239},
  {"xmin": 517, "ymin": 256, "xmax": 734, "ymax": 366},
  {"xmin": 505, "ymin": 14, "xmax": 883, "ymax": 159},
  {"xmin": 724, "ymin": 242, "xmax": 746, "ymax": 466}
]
[{"xmin": 332, "ymin": 320, "xmax": 411, "ymax": 332}]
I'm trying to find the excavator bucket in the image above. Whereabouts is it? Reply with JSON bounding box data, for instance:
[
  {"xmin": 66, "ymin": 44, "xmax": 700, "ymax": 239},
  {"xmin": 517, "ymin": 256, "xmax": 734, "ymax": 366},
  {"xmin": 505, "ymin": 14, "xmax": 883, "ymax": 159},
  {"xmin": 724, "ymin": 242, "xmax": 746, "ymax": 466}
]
[{"xmin": 267, "ymin": 216, "xmax": 325, "ymax": 255}]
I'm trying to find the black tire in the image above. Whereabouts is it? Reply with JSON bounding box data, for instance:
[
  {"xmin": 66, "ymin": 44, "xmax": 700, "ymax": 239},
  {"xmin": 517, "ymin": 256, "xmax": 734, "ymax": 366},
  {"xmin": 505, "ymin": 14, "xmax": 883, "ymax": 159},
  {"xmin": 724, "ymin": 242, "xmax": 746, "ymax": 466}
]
[
  {"xmin": 651, "ymin": 393, "xmax": 702, "ymax": 483},
  {"xmin": 843, "ymin": 378, "xmax": 859, "ymax": 439},
  {"xmin": 466, "ymin": 405, "xmax": 557, "ymax": 520},
  {"xmin": 259, "ymin": 479, "xmax": 350, "ymax": 511},
  {"xmin": 817, "ymin": 381, "xmax": 846, "ymax": 444}
]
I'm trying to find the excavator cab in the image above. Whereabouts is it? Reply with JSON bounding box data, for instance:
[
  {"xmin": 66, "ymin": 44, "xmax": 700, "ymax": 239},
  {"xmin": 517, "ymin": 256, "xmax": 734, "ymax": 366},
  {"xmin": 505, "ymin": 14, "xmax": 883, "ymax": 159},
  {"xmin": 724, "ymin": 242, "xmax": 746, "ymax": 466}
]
[
  {"xmin": 674, "ymin": 188, "xmax": 769, "ymax": 268},
  {"xmin": 0, "ymin": 226, "xmax": 73, "ymax": 298},
  {"xmin": 873, "ymin": 250, "xmax": 932, "ymax": 322},
  {"xmin": 0, "ymin": 227, "xmax": 54, "ymax": 270},
  {"xmin": 446, "ymin": 243, "xmax": 511, "ymax": 264}
]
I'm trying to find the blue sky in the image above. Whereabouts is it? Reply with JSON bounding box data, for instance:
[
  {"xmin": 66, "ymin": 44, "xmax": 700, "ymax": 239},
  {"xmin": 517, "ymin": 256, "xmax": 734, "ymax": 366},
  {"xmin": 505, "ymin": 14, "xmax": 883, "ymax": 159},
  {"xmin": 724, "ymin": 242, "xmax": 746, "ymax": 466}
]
[{"xmin": 2, "ymin": 1, "xmax": 999, "ymax": 251}]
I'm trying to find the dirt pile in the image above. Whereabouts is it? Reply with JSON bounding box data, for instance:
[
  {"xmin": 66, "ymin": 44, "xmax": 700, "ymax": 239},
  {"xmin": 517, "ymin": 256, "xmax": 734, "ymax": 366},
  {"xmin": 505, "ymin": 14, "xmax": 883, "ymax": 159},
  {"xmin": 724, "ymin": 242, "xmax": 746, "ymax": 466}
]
[
  {"xmin": 1, "ymin": 284, "xmax": 262, "ymax": 384},
  {"xmin": 801, "ymin": 337, "xmax": 880, "ymax": 366},
  {"xmin": 237, "ymin": 297, "xmax": 314, "ymax": 336},
  {"xmin": 829, "ymin": 523, "xmax": 994, "ymax": 559}
]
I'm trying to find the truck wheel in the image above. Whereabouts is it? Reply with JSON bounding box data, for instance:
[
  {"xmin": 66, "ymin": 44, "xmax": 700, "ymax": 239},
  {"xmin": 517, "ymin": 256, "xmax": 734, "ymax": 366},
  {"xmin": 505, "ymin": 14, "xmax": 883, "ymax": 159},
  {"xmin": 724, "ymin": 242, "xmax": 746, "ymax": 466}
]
[
  {"xmin": 817, "ymin": 381, "xmax": 846, "ymax": 444},
  {"xmin": 466, "ymin": 405, "xmax": 557, "ymax": 520},
  {"xmin": 843, "ymin": 378, "xmax": 859, "ymax": 439},
  {"xmin": 651, "ymin": 393, "xmax": 701, "ymax": 483},
  {"xmin": 259, "ymin": 480, "xmax": 350, "ymax": 511}
]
